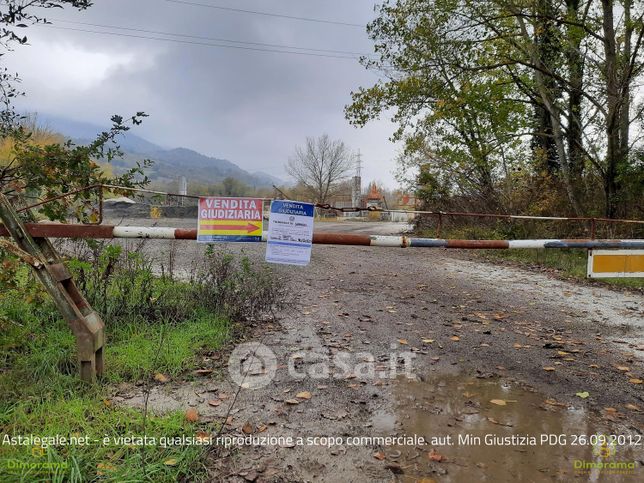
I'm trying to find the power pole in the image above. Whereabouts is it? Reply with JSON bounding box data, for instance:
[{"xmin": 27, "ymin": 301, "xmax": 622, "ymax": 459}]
[{"xmin": 352, "ymin": 150, "xmax": 362, "ymax": 209}]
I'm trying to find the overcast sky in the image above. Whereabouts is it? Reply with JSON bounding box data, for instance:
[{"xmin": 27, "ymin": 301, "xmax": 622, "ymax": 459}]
[{"xmin": 5, "ymin": 0, "xmax": 399, "ymax": 187}]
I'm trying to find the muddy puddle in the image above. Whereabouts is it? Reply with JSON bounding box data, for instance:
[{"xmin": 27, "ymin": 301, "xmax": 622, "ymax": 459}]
[{"xmin": 372, "ymin": 374, "xmax": 643, "ymax": 482}]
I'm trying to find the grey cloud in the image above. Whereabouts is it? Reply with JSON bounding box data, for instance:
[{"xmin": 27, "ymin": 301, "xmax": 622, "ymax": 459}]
[{"xmin": 6, "ymin": 0, "xmax": 398, "ymax": 185}]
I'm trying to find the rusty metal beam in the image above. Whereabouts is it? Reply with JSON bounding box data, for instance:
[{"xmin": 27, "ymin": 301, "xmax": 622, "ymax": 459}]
[{"xmin": 0, "ymin": 198, "xmax": 105, "ymax": 383}]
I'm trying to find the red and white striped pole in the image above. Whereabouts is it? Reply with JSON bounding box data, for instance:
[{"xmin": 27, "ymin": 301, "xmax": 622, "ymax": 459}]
[{"xmin": 1, "ymin": 223, "xmax": 643, "ymax": 249}]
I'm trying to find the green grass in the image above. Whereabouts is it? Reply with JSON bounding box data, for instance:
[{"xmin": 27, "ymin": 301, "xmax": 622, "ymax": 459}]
[
  {"xmin": 0, "ymin": 273, "xmax": 230, "ymax": 482},
  {"xmin": 108, "ymin": 314, "xmax": 229, "ymax": 383},
  {"xmin": 480, "ymin": 248, "xmax": 644, "ymax": 289},
  {"xmin": 419, "ymin": 226, "xmax": 644, "ymax": 289}
]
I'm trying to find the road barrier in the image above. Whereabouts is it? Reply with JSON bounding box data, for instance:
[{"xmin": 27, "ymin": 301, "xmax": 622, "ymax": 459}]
[
  {"xmin": 2, "ymin": 223, "xmax": 644, "ymax": 249},
  {"xmin": 3, "ymin": 194, "xmax": 643, "ymax": 383}
]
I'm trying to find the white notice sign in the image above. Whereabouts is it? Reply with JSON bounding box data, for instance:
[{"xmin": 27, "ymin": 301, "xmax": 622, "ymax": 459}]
[{"xmin": 265, "ymin": 200, "xmax": 315, "ymax": 266}]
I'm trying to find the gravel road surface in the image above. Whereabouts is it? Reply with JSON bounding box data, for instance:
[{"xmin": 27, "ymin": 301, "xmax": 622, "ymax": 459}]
[{"xmin": 107, "ymin": 217, "xmax": 644, "ymax": 482}]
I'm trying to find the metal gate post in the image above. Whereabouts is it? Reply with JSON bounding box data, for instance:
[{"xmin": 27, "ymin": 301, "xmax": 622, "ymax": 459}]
[{"xmin": 0, "ymin": 193, "xmax": 104, "ymax": 382}]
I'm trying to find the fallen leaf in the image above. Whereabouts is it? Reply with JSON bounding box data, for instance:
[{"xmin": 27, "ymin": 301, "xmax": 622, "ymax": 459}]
[
  {"xmin": 242, "ymin": 422, "xmax": 253, "ymax": 434},
  {"xmin": 208, "ymin": 399, "xmax": 221, "ymax": 407},
  {"xmin": 195, "ymin": 431, "xmax": 210, "ymax": 441},
  {"xmin": 163, "ymin": 458, "xmax": 178, "ymax": 466},
  {"xmin": 544, "ymin": 399, "xmax": 568, "ymax": 407},
  {"xmin": 285, "ymin": 399, "xmax": 300, "ymax": 405},
  {"xmin": 428, "ymin": 449, "xmax": 445, "ymax": 462},
  {"xmin": 194, "ymin": 369, "xmax": 213, "ymax": 376},
  {"xmin": 450, "ymin": 336, "xmax": 460, "ymax": 342},
  {"xmin": 543, "ymin": 367, "xmax": 556, "ymax": 372},
  {"xmin": 296, "ymin": 391, "xmax": 312, "ymax": 400},
  {"xmin": 576, "ymin": 391, "xmax": 590, "ymax": 399},
  {"xmin": 373, "ymin": 451, "xmax": 385, "ymax": 460},
  {"xmin": 628, "ymin": 378, "xmax": 643, "ymax": 384},
  {"xmin": 257, "ymin": 423, "xmax": 268, "ymax": 432},
  {"xmin": 604, "ymin": 407, "xmax": 617, "ymax": 413},
  {"xmin": 398, "ymin": 339, "xmax": 408, "ymax": 345},
  {"xmin": 462, "ymin": 391, "xmax": 477, "ymax": 398},
  {"xmin": 422, "ymin": 338, "xmax": 435, "ymax": 344},
  {"xmin": 617, "ymin": 366, "xmax": 630, "ymax": 372},
  {"xmin": 487, "ymin": 417, "xmax": 513, "ymax": 427},
  {"xmin": 625, "ymin": 403, "xmax": 640, "ymax": 411},
  {"xmin": 490, "ymin": 399, "xmax": 506, "ymax": 406},
  {"xmin": 185, "ymin": 408, "xmax": 199, "ymax": 422},
  {"xmin": 154, "ymin": 373, "xmax": 170, "ymax": 383}
]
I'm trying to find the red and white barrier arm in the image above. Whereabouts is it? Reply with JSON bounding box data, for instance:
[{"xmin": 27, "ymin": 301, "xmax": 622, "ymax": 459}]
[{"xmin": 1, "ymin": 223, "xmax": 643, "ymax": 249}]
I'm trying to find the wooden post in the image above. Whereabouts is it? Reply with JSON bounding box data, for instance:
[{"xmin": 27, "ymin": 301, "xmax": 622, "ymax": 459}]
[{"xmin": 0, "ymin": 193, "xmax": 104, "ymax": 382}]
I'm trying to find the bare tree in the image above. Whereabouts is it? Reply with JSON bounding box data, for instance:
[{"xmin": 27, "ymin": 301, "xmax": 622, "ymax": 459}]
[{"xmin": 286, "ymin": 134, "xmax": 354, "ymax": 204}]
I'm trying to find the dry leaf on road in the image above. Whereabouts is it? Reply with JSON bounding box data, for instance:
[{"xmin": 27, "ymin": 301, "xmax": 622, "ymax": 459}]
[
  {"xmin": 154, "ymin": 373, "xmax": 170, "ymax": 383},
  {"xmin": 185, "ymin": 408, "xmax": 199, "ymax": 422},
  {"xmin": 373, "ymin": 451, "xmax": 385, "ymax": 460},
  {"xmin": 428, "ymin": 449, "xmax": 445, "ymax": 462}
]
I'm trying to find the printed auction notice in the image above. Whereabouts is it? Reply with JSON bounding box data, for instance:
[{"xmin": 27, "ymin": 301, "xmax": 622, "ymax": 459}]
[{"xmin": 265, "ymin": 200, "xmax": 315, "ymax": 266}]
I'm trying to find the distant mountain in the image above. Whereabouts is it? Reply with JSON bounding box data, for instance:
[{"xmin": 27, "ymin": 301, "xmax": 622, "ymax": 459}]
[
  {"xmin": 41, "ymin": 115, "xmax": 165, "ymax": 154},
  {"xmin": 38, "ymin": 115, "xmax": 282, "ymax": 188},
  {"xmin": 252, "ymin": 171, "xmax": 283, "ymax": 187}
]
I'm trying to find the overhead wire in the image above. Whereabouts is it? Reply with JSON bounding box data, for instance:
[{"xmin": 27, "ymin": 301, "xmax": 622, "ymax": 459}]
[
  {"xmin": 47, "ymin": 18, "xmax": 374, "ymax": 58},
  {"xmin": 160, "ymin": 0, "xmax": 366, "ymax": 28},
  {"xmin": 38, "ymin": 24, "xmax": 368, "ymax": 60}
]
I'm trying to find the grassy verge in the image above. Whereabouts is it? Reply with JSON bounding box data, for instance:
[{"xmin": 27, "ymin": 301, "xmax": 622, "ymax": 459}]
[
  {"xmin": 0, "ymin": 244, "xmax": 283, "ymax": 482},
  {"xmin": 419, "ymin": 226, "xmax": 644, "ymax": 289},
  {"xmin": 0, "ymin": 279, "xmax": 228, "ymax": 482},
  {"xmin": 480, "ymin": 248, "xmax": 643, "ymax": 289}
]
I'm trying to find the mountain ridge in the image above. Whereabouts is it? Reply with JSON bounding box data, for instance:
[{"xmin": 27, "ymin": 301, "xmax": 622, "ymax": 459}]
[{"xmin": 39, "ymin": 115, "xmax": 282, "ymax": 188}]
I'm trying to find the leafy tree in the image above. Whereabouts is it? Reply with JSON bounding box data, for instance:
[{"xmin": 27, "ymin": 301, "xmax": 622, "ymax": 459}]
[
  {"xmin": 221, "ymin": 176, "xmax": 250, "ymax": 196},
  {"xmin": 1, "ymin": 1, "xmax": 93, "ymax": 133},
  {"xmin": 286, "ymin": 134, "xmax": 354, "ymax": 204},
  {"xmin": 347, "ymin": 0, "xmax": 644, "ymax": 217},
  {"xmin": 0, "ymin": 1, "xmax": 152, "ymax": 222},
  {"xmin": 0, "ymin": 114, "xmax": 151, "ymax": 222}
]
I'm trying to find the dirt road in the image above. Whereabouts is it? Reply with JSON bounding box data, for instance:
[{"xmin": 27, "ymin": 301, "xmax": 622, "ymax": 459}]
[{"xmin": 113, "ymin": 218, "xmax": 644, "ymax": 482}]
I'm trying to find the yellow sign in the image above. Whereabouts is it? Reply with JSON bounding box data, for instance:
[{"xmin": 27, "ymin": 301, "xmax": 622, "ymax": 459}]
[
  {"xmin": 587, "ymin": 250, "xmax": 644, "ymax": 278},
  {"xmin": 197, "ymin": 197, "xmax": 263, "ymax": 242}
]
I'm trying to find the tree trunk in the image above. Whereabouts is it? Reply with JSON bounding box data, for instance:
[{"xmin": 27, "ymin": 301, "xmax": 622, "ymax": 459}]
[
  {"xmin": 532, "ymin": 0, "xmax": 560, "ymax": 174},
  {"xmin": 564, "ymin": 0, "xmax": 585, "ymax": 184},
  {"xmin": 601, "ymin": 0, "xmax": 622, "ymax": 218},
  {"xmin": 619, "ymin": 0, "xmax": 632, "ymax": 166}
]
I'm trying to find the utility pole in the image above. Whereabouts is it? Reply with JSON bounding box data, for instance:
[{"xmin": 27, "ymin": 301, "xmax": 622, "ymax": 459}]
[{"xmin": 352, "ymin": 150, "xmax": 362, "ymax": 209}]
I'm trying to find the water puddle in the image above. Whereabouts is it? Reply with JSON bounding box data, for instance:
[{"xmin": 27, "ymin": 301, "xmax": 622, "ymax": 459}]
[{"xmin": 373, "ymin": 374, "xmax": 643, "ymax": 482}]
